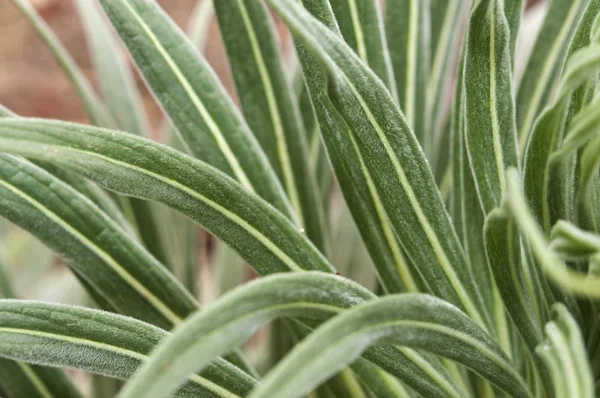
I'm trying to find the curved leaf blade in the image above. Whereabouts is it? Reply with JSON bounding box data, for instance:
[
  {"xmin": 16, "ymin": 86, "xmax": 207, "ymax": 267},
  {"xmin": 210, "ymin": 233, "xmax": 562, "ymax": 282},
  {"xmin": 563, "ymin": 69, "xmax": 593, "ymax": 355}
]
[
  {"xmin": 0, "ymin": 300, "xmax": 256, "ymax": 398},
  {"xmin": 214, "ymin": 0, "xmax": 328, "ymax": 251},
  {"xmin": 118, "ymin": 272, "xmax": 462, "ymax": 398},
  {"xmin": 270, "ymin": 0, "xmax": 492, "ymax": 330},
  {"xmin": 98, "ymin": 0, "xmax": 294, "ymax": 219},
  {"xmin": 0, "ymin": 154, "xmax": 197, "ymax": 329},
  {"xmin": 249, "ymin": 294, "xmax": 531, "ymax": 398},
  {"xmin": 0, "ymin": 118, "xmax": 333, "ymax": 278}
]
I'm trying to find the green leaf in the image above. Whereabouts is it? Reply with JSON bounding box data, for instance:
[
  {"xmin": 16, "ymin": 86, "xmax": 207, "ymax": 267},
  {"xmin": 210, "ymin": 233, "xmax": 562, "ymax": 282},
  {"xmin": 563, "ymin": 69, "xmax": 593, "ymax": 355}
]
[
  {"xmin": 266, "ymin": 0, "xmax": 419, "ymax": 294},
  {"xmin": 0, "ymin": 300, "xmax": 257, "ymax": 398},
  {"xmin": 249, "ymin": 293, "xmax": 532, "ymax": 398},
  {"xmin": 536, "ymin": 304, "xmax": 595, "ymax": 398},
  {"xmin": 9, "ymin": 0, "xmax": 114, "ymax": 127},
  {"xmin": 464, "ymin": 0, "xmax": 519, "ymax": 214},
  {"xmin": 118, "ymin": 272, "xmax": 462, "ymax": 398},
  {"xmin": 385, "ymin": 0, "xmax": 429, "ymax": 151},
  {"xmin": 516, "ymin": 0, "xmax": 588, "ymax": 149},
  {"xmin": 428, "ymin": 0, "xmax": 469, "ymax": 167},
  {"xmin": 74, "ymin": 0, "xmax": 150, "ymax": 137},
  {"xmin": 0, "ymin": 260, "xmax": 83, "ymax": 398},
  {"xmin": 0, "ymin": 358, "xmax": 83, "ymax": 398},
  {"xmin": 98, "ymin": 0, "xmax": 294, "ymax": 219},
  {"xmin": 272, "ymin": 0, "xmax": 492, "ymax": 330},
  {"xmin": 214, "ymin": 0, "xmax": 328, "ymax": 251},
  {"xmin": 0, "ymin": 118, "xmax": 333, "ymax": 277},
  {"xmin": 329, "ymin": 0, "xmax": 397, "ymax": 97},
  {"xmin": 503, "ymin": 0, "xmax": 525, "ymax": 61},
  {"xmin": 550, "ymin": 220, "xmax": 600, "ymax": 259},
  {"xmin": 0, "ymin": 153, "xmax": 197, "ymax": 329},
  {"xmin": 505, "ymin": 168, "xmax": 600, "ymax": 298}
]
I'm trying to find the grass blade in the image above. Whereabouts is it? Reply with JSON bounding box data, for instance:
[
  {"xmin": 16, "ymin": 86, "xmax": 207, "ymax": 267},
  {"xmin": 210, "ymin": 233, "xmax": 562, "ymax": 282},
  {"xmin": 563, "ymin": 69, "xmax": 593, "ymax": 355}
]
[
  {"xmin": 98, "ymin": 0, "xmax": 294, "ymax": 219},
  {"xmin": 536, "ymin": 304, "xmax": 595, "ymax": 398},
  {"xmin": 214, "ymin": 0, "xmax": 328, "ymax": 251},
  {"xmin": 330, "ymin": 0, "xmax": 397, "ymax": 96},
  {"xmin": 464, "ymin": 0, "xmax": 519, "ymax": 214},
  {"xmin": 0, "ymin": 118, "xmax": 333, "ymax": 277},
  {"xmin": 0, "ymin": 300, "xmax": 256, "ymax": 398},
  {"xmin": 249, "ymin": 294, "xmax": 531, "ymax": 398},
  {"xmin": 0, "ymin": 154, "xmax": 197, "ymax": 329},
  {"xmin": 385, "ymin": 0, "xmax": 429, "ymax": 151},
  {"xmin": 272, "ymin": 0, "xmax": 492, "ymax": 330},
  {"xmin": 516, "ymin": 0, "xmax": 587, "ymax": 149},
  {"xmin": 118, "ymin": 272, "xmax": 462, "ymax": 398}
]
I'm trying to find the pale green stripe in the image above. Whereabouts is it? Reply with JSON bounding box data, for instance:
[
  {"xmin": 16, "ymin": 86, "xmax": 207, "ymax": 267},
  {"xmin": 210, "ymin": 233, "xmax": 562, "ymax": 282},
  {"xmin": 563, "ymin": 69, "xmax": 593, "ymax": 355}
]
[
  {"xmin": 0, "ymin": 327, "xmax": 239, "ymax": 398},
  {"xmin": 235, "ymin": 0, "xmax": 303, "ymax": 224},
  {"xmin": 0, "ymin": 179, "xmax": 182, "ymax": 325},
  {"xmin": 119, "ymin": 0, "xmax": 254, "ymax": 191},
  {"xmin": 404, "ymin": 0, "xmax": 419, "ymax": 127},
  {"xmin": 347, "ymin": 0, "xmax": 367, "ymax": 61},
  {"xmin": 518, "ymin": 0, "xmax": 583, "ymax": 148},
  {"xmin": 17, "ymin": 362, "xmax": 54, "ymax": 398},
  {"xmin": 63, "ymin": 147, "xmax": 307, "ymax": 273}
]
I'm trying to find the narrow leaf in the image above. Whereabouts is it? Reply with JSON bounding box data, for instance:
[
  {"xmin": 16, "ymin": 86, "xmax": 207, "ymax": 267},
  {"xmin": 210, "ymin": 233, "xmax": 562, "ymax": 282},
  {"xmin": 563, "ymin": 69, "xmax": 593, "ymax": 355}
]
[
  {"xmin": 214, "ymin": 0, "xmax": 328, "ymax": 251},
  {"xmin": 0, "ymin": 300, "xmax": 257, "ymax": 398},
  {"xmin": 385, "ymin": 0, "xmax": 429, "ymax": 151},
  {"xmin": 0, "ymin": 153, "xmax": 197, "ymax": 329},
  {"xmin": 118, "ymin": 273, "xmax": 462, "ymax": 398},
  {"xmin": 464, "ymin": 0, "xmax": 519, "ymax": 214},
  {"xmin": 249, "ymin": 294, "xmax": 531, "ymax": 398},
  {"xmin": 516, "ymin": 0, "xmax": 588, "ymax": 149},
  {"xmin": 0, "ymin": 118, "xmax": 333, "ymax": 278},
  {"xmin": 272, "ymin": 0, "xmax": 492, "ymax": 329},
  {"xmin": 98, "ymin": 0, "xmax": 294, "ymax": 218}
]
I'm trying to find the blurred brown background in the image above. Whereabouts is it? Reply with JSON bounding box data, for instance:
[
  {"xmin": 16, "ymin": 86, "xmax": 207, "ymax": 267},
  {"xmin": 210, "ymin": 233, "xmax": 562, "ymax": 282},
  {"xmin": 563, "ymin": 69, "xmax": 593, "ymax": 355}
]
[{"xmin": 0, "ymin": 0, "xmax": 543, "ymax": 130}]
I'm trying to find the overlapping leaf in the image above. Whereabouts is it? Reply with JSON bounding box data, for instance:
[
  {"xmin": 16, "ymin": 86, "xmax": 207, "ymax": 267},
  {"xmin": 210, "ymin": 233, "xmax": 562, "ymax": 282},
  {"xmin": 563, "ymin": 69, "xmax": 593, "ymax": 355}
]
[
  {"xmin": 0, "ymin": 300, "xmax": 256, "ymax": 398},
  {"xmin": 118, "ymin": 273, "xmax": 462, "ymax": 398}
]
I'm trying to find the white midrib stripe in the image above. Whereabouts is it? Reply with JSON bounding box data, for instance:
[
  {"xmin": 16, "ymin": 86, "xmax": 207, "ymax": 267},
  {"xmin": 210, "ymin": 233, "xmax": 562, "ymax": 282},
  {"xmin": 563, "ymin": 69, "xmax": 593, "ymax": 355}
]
[
  {"xmin": 0, "ymin": 328, "xmax": 240, "ymax": 398},
  {"xmin": 236, "ymin": 0, "xmax": 304, "ymax": 225},
  {"xmin": 17, "ymin": 362, "xmax": 54, "ymax": 398},
  {"xmin": 347, "ymin": 0, "xmax": 367, "ymax": 61},
  {"xmin": 404, "ymin": 0, "xmax": 419, "ymax": 128},
  {"xmin": 426, "ymin": 1, "xmax": 461, "ymax": 113},
  {"xmin": 518, "ymin": 0, "xmax": 582, "ymax": 147},
  {"xmin": 399, "ymin": 347, "xmax": 462, "ymax": 397},
  {"xmin": 0, "ymin": 179, "xmax": 182, "ymax": 325},
  {"xmin": 489, "ymin": 5, "xmax": 507, "ymax": 195},
  {"xmin": 64, "ymin": 147, "xmax": 306, "ymax": 273},
  {"xmin": 119, "ymin": 0, "xmax": 254, "ymax": 192},
  {"xmin": 346, "ymin": 129, "xmax": 418, "ymax": 292},
  {"xmin": 341, "ymin": 77, "xmax": 486, "ymax": 329}
]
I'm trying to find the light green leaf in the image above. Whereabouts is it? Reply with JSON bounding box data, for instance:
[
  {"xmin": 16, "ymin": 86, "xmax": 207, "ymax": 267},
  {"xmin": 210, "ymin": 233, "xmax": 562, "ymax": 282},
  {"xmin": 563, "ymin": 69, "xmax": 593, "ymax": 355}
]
[
  {"xmin": 74, "ymin": 0, "xmax": 150, "ymax": 137},
  {"xmin": 286, "ymin": 0, "xmax": 419, "ymax": 294},
  {"xmin": 516, "ymin": 0, "xmax": 588, "ymax": 149},
  {"xmin": 214, "ymin": 0, "xmax": 328, "ymax": 251},
  {"xmin": 0, "ymin": 300, "xmax": 257, "ymax": 398},
  {"xmin": 98, "ymin": 0, "xmax": 294, "ymax": 219},
  {"xmin": 536, "ymin": 304, "xmax": 595, "ymax": 398},
  {"xmin": 0, "ymin": 153, "xmax": 197, "ymax": 329},
  {"xmin": 9, "ymin": 0, "xmax": 113, "ymax": 127},
  {"xmin": 385, "ymin": 0, "xmax": 429, "ymax": 152},
  {"xmin": 504, "ymin": 0, "xmax": 525, "ymax": 60},
  {"xmin": 464, "ymin": 0, "xmax": 519, "ymax": 214},
  {"xmin": 550, "ymin": 220, "xmax": 600, "ymax": 259},
  {"xmin": 330, "ymin": 0, "xmax": 397, "ymax": 97},
  {"xmin": 0, "ymin": 118, "xmax": 333, "ymax": 278},
  {"xmin": 249, "ymin": 293, "xmax": 531, "ymax": 398},
  {"xmin": 273, "ymin": 0, "xmax": 491, "ymax": 329},
  {"xmin": 119, "ymin": 272, "xmax": 462, "ymax": 398},
  {"xmin": 505, "ymin": 168, "xmax": 600, "ymax": 298},
  {"xmin": 429, "ymin": 0, "xmax": 469, "ymax": 168}
]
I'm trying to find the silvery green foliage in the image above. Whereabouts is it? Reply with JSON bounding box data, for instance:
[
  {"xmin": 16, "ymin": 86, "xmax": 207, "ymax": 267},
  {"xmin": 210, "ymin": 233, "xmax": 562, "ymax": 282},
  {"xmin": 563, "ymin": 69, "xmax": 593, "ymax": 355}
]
[{"xmin": 1, "ymin": 0, "xmax": 599, "ymax": 397}]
